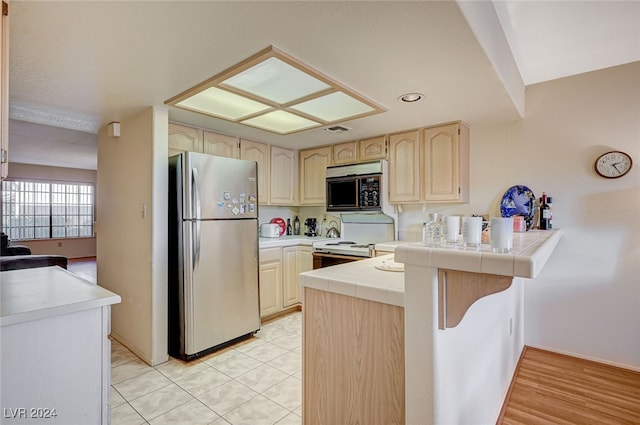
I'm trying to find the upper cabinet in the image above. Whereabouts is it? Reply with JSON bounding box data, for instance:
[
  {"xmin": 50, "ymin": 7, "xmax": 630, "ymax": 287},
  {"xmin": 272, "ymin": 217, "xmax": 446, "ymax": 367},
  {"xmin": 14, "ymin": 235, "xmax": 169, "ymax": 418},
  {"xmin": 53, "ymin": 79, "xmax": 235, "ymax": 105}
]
[
  {"xmin": 358, "ymin": 135, "xmax": 387, "ymax": 162},
  {"xmin": 388, "ymin": 130, "xmax": 421, "ymax": 203},
  {"xmin": 331, "ymin": 136, "xmax": 387, "ymax": 166},
  {"xmin": 388, "ymin": 122, "xmax": 469, "ymax": 204},
  {"xmin": 421, "ymin": 122, "xmax": 469, "ymax": 203},
  {"xmin": 0, "ymin": 0, "xmax": 9, "ymax": 180},
  {"xmin": 299, "ymin": 146, "xmax": 332, "ymax": 205},
  {"xmin": 240, "ymin": 139, "xmax": 270, "ymax": 204},
  {"xmin": 270, "ymin": 146, "xmax": 296, "ymax": 205},
  {"xmin": 332, "ymin": 141, "xmax": 357, "ymax": 165},
  {"xmin": 203, "ymin": 130, "xmax": 239, "ymax": 159},
  {"xmin": 168, "ymin": 123, "xmax": 203, "ymax": 156}
]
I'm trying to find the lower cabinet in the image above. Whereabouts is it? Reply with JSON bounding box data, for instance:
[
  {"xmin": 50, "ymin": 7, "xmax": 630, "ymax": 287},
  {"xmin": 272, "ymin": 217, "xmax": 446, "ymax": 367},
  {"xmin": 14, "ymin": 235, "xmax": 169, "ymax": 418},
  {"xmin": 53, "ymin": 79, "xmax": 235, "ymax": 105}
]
[
  {"xmin": 283, "ymin": 245, "xmax": 313, "ymax": 307},
  {"xmin": 259, "ymin": 245, "xmax": 312, "ymax": 318}
]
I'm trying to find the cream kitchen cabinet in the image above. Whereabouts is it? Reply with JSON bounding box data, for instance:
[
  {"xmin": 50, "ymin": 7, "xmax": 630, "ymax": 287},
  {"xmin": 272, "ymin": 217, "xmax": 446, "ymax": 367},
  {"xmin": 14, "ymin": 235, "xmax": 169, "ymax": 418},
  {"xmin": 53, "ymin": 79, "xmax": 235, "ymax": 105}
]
[
  {"xmin": 421, "ymin": 121, "xmax": 469, "ymax": 203},
  {"xmin": 0, "ymin": 0, "xmax": 8, "ymax": 180},
  {"xmin": 259, "ymin": 248, "xmax": 283, "ymax": 318},
  {"xmin": 203, "ymin": 130, "xmax": 239, "ymax": 158},
  {"xmin": 240, "ymin": 139, "xmax": 270, "ymax": 204},
  {"xmin": 332, "ymin": 141, "xmax": 357, "ymax": 165},
  {"xmin": 282, "ymin": 245, "xmax": 312, "ymax": 307},
  {"xmin": 358, "ymin": 135, "xmax": 387, "ymax": 162},
  {"xmin": 168, "ymin": 123, "xmax": 240, "ymax": 159},
  {"xmin": 168, "ymin": 122, "xmax": 203, "ymax": 156},
  {"xmin": 270, "ymin": 146, "xmax": 296, "ymax": 205},
  {"xmin": 388, "ymin": 122, "xmax": 469, "ymax": 204},
  {"xmin": 331, "ymin": 136, "xmax": 386, "ymax": 166},
  {"xmin": 388, "ymin": 129, "xmax": 421, "ymax": 202},
  {"xmin": 299, "ymin": 146, "xmax": 332, "ymax": 205}
]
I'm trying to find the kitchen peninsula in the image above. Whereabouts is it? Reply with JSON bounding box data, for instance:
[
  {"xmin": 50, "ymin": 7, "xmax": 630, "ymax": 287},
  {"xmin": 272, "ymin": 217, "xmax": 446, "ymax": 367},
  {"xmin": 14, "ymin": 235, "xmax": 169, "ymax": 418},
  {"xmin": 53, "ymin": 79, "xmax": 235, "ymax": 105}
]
[
  {"xmin": 299, "ymin": 229, "xmax": 563, "ymax": 425},
  {"xmin": 1, "ymin": 266, "xmax": 121, "ymax": 424}
]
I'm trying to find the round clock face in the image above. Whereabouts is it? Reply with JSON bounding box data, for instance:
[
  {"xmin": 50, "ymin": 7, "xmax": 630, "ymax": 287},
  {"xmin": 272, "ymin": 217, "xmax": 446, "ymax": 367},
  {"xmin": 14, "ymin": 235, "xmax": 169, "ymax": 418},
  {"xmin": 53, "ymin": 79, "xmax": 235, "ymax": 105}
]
[{"xmin": 595, "ymin": 151, "xmax": 633, "ymax": 179}]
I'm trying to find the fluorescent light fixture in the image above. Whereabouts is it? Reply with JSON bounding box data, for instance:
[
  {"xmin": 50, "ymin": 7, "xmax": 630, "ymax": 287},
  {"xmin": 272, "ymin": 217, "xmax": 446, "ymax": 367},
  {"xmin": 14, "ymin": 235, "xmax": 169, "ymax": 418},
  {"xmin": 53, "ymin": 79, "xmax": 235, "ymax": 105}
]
[
  {"xmin": 242, "ymin": 110, "xmax": 320, "ymax": 134},
  {"xmin": 291, "ymin": 91, "xmax": 375, "ymax": 122},
  {"xmin": 166, "ymin": 46, "xmax": 386, "ymax": 135},
  {"xmin": 176, "ymin": 87, "xmax": 271, "ymax": 120}
]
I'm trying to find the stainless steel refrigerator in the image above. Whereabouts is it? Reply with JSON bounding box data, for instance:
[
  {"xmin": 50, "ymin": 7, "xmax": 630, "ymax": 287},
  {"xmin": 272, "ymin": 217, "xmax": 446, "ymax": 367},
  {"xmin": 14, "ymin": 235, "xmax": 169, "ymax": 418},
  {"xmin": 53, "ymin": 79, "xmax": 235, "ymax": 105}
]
[{"xmin": 168, "ymin": 152, "xmax": 260, "ymax": 360}]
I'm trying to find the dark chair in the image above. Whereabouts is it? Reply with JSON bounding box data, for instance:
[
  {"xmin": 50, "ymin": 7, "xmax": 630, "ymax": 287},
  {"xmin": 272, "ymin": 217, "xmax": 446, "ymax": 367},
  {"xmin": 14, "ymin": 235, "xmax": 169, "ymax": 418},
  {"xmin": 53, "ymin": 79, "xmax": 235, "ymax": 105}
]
[
  {"xmin": 0, "ymin": 233, "xmax": 68, "ymax": 271},
  {"xmin": 1, "ymin": 254, "xmax": 68, "ymax": 271}
]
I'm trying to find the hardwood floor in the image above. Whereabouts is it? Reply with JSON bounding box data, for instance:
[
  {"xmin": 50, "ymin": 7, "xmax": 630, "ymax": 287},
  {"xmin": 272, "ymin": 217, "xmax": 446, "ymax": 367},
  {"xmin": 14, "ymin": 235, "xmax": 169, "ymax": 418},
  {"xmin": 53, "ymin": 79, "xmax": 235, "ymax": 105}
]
[
  {"xmin": 499, "ymin": 346, "xmax": 640, "ymax": 425},
  {"xmin": 67, "ymin": 256, "xmax": 97, "ymax": 283}
]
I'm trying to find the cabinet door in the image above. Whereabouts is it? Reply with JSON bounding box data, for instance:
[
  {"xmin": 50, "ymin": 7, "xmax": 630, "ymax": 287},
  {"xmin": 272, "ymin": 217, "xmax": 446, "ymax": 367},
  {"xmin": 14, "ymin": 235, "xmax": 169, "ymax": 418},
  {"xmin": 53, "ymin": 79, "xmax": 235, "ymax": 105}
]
[
  {"xmin": 270, "ymin": 146, "xmax": 296, "ymax": 205},
  {"xmin": 388, "ymin": 130, "xmax": 420, "ymax": 203},
  {"xmin": 299, "ymin": 146, "xmax": 332, "ymax": 205},
  {"xmin": 259, "ymin": 248, "xmax": 283, "ymax": 318},
  {"xmin": 0, "ymin": 0, "xmax": 8, "ymax": 180},
  {"xmin": 282, "ymin": 247, "xmax": 299, "ymax": 307},
  {"xmin": 422, "ymin": 122, "xmax": 469, "ymax": 203},
  {"xmin": 203, "ymin": 130, "xmax": 239, "ymax": 158},
  {"xmin": 168, "ymin": 123, "xmax": 203, "ymax": 157},
  {"xmin": 332, "ymin": 141, "xmax": 356, "ymax": 165},
  {"xmin": 359, "ymin": 136, "xmax": 387, "ymax": 161},
  {"xmin": 240, "ymin": 139, "xmax": 270, "ymax": 204}
]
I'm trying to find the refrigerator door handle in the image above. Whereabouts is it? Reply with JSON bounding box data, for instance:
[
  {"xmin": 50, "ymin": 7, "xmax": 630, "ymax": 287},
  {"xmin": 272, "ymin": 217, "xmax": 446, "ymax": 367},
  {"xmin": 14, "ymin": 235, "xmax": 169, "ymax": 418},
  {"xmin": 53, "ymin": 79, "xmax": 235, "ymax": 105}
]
[{"xmin": 192, "ymin": 167, "xmax": 202, "ymax": 271}]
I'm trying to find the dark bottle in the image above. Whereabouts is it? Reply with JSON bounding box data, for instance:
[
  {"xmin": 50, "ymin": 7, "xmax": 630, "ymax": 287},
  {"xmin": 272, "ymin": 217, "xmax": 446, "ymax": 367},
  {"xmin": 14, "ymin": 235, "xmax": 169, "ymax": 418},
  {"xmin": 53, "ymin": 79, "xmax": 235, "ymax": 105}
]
[
  {"xmin": 286, "ymin": 218, "xmax": 292, "ymax": 235},
  {"xmin": 546, "ymin": 196, "xmax": 553, "ymax": 229},
  {"xmin": 539, "ymin": 192, "xmax": 551, "ymax": 230},
  {"xmin": 293, "ymin": 216, "xmax": 300, "ymax": 235}
]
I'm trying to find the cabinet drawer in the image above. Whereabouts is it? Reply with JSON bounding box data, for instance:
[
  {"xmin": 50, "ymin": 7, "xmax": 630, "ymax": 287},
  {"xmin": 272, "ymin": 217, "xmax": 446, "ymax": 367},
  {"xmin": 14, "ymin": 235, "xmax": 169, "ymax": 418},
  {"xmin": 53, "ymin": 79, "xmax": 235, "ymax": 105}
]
[{"xmin": 259, "ymin": 247, "xmax": 282, "ymax": 263}]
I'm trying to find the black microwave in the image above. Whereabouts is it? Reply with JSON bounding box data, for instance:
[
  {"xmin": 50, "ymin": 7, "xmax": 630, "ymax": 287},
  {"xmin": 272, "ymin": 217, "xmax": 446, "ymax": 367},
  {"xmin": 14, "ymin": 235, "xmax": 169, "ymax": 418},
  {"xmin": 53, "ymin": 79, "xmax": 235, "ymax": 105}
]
[{"xmin": 326, "ymin": 162, "xmax": 384, "ymax": 212}]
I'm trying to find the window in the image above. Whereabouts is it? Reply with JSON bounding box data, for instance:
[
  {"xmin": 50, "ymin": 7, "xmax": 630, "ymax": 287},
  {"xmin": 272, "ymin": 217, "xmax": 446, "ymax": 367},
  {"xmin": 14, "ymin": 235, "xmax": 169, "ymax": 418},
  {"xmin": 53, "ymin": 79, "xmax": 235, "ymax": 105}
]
[{"xmin": 1, "ymin": 180, "xmax": 94, "ymax": 241}]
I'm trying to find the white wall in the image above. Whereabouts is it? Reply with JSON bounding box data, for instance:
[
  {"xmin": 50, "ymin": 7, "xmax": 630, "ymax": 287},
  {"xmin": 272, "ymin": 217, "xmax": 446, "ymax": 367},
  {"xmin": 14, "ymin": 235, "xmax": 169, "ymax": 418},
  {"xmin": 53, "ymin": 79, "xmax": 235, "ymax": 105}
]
[
  {"xmin": 96, "ymin": 106, "xmax": 168, "ymax": 366},
  {"xmin": 4, "ymin": 163, "xmax": 97, "ymax": 258},
  {"xmin": 397, "ymin": 62, "xmax": 640, "ymax": 369}
]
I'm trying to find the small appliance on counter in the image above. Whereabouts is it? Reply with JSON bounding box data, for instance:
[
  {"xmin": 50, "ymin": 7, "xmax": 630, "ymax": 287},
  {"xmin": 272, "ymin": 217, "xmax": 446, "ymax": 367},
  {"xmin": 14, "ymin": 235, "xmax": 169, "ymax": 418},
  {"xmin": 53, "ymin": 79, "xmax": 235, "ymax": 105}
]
[
  {"xmin": 260, "ymin": 223, "xmax": 281, "ymax": 238},
  {"xmin": 304, "ymin": 218, "xmax": 317, "ymax": 236}
]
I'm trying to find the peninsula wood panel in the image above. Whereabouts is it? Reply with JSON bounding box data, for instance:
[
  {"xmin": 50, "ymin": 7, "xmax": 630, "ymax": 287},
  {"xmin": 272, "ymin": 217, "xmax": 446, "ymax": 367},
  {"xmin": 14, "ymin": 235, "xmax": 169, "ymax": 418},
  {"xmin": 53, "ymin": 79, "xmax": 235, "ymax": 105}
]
[
  {"xmin": 303, "ymin": 287, "xmax": 405, "ymax": 425},
  {"xmin": 499, "ymin": 347, "xmax": 640, "ymax": 425}
]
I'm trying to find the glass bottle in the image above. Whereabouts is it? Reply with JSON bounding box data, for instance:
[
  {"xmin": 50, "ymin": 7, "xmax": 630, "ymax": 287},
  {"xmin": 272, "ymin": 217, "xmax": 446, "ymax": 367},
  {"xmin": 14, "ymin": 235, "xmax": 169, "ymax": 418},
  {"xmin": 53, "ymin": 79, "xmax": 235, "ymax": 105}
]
[
  {"xmin": 286, "ymin": 218, "xmax": 292, "ymax": 235},
  {"xmin": 293, "ymin": 216, "xmax": 300, "ymax": 235},
  {"xmin": 423, "ymin": 213, "xmax": 442, "ymax": 247},
  {"xmin": 539, "ymin": 192, "xmax": 551, "ymax": 230}
]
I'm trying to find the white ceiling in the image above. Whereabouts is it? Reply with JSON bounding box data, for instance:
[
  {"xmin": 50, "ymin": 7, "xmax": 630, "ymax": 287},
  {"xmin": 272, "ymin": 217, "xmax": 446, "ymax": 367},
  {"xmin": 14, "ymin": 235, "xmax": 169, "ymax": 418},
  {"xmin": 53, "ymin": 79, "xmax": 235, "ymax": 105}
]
[{"xmin": 7, "ymin": 1, "xmax": 640, "ymax": 171}]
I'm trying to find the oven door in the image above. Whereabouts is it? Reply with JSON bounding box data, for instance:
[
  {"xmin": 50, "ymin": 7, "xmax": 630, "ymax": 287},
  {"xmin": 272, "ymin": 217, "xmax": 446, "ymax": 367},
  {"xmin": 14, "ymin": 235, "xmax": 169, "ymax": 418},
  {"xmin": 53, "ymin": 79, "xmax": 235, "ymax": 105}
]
[
  {"xmin": 326, "ymin": 176, "xmax": 359, "ymax": 211},
  {"xmin": 312, "ymin": 252, "xmax": 364, "ymax": 269}
]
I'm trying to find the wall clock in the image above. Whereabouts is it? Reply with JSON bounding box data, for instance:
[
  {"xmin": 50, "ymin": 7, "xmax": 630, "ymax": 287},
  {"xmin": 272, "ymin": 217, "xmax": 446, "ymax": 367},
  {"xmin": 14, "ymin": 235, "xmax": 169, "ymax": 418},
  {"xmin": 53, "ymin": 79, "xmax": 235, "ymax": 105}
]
[{"xmin": 594, "ymin": 150, "xmax": 633, "ymax": 179}]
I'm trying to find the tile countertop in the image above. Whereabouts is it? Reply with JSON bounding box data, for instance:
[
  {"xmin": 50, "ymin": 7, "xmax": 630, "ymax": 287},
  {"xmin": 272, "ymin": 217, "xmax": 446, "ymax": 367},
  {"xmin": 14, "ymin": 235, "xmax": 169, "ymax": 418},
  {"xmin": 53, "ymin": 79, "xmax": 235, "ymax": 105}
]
[
  {"xmin": 299, "ymin": 255, "xmax": 405, "ymax": 307},
  {"xmin": 259, "ymin": 235, "xmax": 331, "ymax": 249},
  {"xmin": 394, "ymin": 229, "xmax": 563, "ymax": 279},
  {"xmin": 1, "ymin": 266, "xmax": 121, "ymax": 327}
]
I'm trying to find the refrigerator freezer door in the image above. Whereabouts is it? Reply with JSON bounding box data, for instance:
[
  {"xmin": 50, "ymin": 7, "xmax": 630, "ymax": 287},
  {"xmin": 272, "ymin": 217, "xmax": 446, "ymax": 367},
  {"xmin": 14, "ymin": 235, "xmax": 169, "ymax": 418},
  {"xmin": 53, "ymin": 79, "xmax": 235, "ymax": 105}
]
[
  {"xmin": 183, "ymin": 152, "xmax": 258, "ymax": 220},
  {"xmin": 183, "ymin": 219, "xmax": 260, "ymax": 355}
]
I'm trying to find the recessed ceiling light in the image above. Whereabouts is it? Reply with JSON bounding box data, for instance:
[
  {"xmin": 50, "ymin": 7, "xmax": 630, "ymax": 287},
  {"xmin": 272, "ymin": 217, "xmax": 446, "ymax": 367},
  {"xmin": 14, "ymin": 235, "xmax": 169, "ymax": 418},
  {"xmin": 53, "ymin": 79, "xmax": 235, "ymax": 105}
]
[
  {"xmin": 398, "ymin": 93, "xmax": 424, "ymax": 103},
  {"xmin": 165, "ymin": 46, "xmax": 387, "ymax": 135}
]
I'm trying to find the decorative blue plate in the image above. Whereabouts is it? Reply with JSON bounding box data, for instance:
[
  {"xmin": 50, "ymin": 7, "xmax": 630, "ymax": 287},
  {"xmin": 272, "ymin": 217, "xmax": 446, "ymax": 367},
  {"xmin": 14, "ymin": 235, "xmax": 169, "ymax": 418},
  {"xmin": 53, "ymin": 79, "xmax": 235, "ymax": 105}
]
[{"xmin": 500, "ymin": 185, "xmax": 536, "ymax": 229}]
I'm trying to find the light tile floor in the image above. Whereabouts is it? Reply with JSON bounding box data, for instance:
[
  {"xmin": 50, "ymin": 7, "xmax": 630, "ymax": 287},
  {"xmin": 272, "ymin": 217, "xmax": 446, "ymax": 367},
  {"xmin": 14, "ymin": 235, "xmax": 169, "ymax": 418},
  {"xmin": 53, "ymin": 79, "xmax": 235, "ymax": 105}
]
[{"xmin": 110, "ymin": 313, "xmax": 302, "ymax": 425}]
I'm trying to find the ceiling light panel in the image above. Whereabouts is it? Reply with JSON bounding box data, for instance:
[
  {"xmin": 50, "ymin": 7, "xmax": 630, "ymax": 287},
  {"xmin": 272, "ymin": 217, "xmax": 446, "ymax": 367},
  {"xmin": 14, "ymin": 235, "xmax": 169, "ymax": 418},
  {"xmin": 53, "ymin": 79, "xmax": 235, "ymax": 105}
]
[
  {"xmin": 241, "ymin": 110, "xmax": 320, "ymax": 134},
  {"xmin": 291, "ymin": 91, "xmax": 375, "ymax": 122},
  {"xmin": 221, "ymin": 57, "xmax": 331, "ymax": 104},
  {"xmin": 166, "ymin": 46, "xmax": 387, "ymax": 135},
  {"xmin": 176, "ymin": 87, "xmax": 271, "ymax": 120}
]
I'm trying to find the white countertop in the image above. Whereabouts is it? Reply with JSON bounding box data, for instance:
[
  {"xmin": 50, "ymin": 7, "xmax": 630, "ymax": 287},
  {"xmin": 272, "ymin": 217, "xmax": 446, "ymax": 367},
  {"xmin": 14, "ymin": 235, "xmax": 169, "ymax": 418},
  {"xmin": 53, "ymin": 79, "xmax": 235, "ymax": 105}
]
[
  {"xmin": 259, "ymin": 236, "xmax": 331, "ymax": 249},
  {"xmin": 299, "ymin": 255, "xmax": 405, "ymax": 307},
  {"xmin": 394, "ymin": 229, "xmax": 563, "ymax": 278},
  {"xmin": 1, "ymin": 266, "xmax": 121, "ymax": 327}
]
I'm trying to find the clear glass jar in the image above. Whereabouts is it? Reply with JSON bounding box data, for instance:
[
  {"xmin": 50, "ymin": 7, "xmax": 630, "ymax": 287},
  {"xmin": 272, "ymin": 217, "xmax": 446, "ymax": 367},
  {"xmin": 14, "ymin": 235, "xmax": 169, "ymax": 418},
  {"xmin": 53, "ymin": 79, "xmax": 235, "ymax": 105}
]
[{"xmin": 423, "ymin": 213, "xmax": 442, "ymax": 247}]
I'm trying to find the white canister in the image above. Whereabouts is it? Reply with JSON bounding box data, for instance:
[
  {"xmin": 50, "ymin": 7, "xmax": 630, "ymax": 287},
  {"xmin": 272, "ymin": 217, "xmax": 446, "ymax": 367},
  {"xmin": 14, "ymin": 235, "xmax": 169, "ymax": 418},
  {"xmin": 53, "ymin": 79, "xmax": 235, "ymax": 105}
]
[
  {"xmin": 443, "ymin": 215, "xmax": 460, "ymax": 245},
  {"xmin": 462, "ymin": 216, "xmax": 482, "ymax": 248},
  {"xmin": 490, "ymin": 217, "xmax": 514, "ymax": 253}
]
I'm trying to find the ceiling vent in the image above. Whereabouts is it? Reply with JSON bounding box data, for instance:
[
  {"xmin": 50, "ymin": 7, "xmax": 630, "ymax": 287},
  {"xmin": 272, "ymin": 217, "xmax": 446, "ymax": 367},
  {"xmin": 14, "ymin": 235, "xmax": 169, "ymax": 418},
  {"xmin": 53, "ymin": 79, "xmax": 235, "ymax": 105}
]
[{"xmin": 324, "ymin": 125, "xmax": 351, "ymax": 134}]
